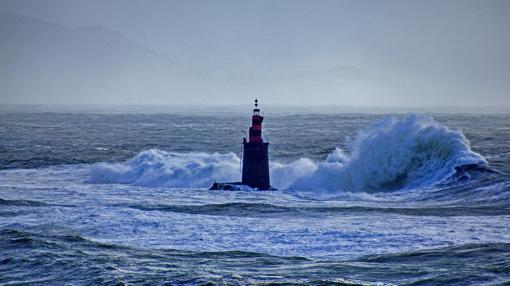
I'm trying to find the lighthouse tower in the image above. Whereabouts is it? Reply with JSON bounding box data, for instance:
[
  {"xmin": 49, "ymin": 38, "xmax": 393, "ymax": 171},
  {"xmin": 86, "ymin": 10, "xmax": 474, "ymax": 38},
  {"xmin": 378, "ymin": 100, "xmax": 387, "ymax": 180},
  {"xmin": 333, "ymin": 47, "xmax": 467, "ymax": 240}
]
[
  {"xmin": 242, "ymin": 99, "xmax": 270, "ymax": 190},
  {"xmin": 208, "ymin": 99, "xmax": 272, "ymax": 191}
]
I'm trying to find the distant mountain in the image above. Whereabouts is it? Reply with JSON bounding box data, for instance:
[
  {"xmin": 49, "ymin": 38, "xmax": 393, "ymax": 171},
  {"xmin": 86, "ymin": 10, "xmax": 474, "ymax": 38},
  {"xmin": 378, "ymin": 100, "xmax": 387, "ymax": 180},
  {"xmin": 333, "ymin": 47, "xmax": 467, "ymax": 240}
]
[
  {"xmin": 0, "ymin": 12, "xmax": 406, "ymax": 105},
  {"xmin": 0, "ymin": 12, "xmax": 184, "ymax": 104}
]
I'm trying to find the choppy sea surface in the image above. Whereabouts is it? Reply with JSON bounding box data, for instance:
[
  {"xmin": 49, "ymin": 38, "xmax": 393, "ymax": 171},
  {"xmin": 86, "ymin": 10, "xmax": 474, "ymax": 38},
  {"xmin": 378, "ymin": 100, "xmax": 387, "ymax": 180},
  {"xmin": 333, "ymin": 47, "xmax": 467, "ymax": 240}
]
[{"xmin": 1, "ymin": 109, "xmax": 510, "ymax": 285}]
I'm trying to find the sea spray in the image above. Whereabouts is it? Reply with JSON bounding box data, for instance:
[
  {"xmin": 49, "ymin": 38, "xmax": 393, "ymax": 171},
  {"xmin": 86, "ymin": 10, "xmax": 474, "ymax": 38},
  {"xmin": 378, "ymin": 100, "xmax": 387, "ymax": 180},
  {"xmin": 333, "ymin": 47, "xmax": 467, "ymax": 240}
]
[{"xmin": 87, "ymin": 114, "xmax": 487, "ymax": 192}]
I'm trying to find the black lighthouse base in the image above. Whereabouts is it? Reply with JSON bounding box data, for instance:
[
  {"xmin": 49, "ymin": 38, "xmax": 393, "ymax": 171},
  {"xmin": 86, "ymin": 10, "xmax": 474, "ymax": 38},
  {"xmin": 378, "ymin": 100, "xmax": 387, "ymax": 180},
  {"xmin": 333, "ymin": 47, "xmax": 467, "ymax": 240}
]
[
  {"xmin": 208, "ymin": 181, "xmax": 276, "ymax": 191},
  {"xmin": 242, "ymin": 141, "xmax": 270, "ymax": 190},
  {"xmin": 208, "ymin": 141, "xmax": 274, "ymax": 191}
]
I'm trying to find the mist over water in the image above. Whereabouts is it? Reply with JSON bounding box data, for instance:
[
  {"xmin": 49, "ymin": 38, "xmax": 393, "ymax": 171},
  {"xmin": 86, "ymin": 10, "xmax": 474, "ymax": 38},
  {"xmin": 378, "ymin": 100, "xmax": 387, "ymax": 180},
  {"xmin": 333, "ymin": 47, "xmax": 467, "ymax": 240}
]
[
  {"xmin": 1, "ymin": 1, "xmax": 510, "ymax": 107},
  {"xmin": 1, "ymin": 111, "xmax": 510, "ymax": 285}
]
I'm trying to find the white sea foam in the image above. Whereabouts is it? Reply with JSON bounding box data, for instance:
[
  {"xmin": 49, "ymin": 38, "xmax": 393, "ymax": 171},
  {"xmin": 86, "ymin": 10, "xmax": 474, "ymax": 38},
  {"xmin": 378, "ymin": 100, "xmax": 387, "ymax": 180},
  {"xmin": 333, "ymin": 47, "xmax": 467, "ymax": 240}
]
[{"xmin": 87, "ymin": 114, "xmax": 487, "ymax": 192}]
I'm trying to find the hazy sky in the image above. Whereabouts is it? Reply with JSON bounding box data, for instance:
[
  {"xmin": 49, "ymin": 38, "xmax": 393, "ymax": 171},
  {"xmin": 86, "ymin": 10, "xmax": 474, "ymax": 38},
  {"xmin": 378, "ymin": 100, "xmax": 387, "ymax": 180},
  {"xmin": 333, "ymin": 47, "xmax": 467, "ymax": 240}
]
[{"xmin": 1, "ymin": 0, "xmax": 509, "ymax": 107}]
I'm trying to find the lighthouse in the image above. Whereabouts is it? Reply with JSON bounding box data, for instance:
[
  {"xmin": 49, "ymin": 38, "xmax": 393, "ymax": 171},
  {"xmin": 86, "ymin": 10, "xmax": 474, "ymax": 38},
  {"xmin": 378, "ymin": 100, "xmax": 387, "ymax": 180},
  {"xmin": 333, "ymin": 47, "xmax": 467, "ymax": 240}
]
[
  {"xmin": 209, "ymin": 99, "xmax": 273, "ymax": 191},
  {"xmin": 242, "ymin": 99, "xmax": 270, "ymax": 190}
]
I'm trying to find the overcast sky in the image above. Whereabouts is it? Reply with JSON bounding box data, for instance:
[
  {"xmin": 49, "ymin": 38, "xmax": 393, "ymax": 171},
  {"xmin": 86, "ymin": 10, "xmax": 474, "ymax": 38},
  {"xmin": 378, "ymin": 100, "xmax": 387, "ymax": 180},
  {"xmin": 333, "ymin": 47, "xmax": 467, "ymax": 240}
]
[{"xmin": 0, "ymin": 0, "xmax": 509, "ymax": 107}]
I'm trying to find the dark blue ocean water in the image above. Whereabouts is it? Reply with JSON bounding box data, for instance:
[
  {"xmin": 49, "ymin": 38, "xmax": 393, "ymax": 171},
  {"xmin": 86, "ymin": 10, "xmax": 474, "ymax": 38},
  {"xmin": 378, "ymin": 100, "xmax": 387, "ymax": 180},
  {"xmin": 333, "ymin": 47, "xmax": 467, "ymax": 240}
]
[{"xmin": 1, "ymin": 110, "xmax": 510, "ymax": 285}]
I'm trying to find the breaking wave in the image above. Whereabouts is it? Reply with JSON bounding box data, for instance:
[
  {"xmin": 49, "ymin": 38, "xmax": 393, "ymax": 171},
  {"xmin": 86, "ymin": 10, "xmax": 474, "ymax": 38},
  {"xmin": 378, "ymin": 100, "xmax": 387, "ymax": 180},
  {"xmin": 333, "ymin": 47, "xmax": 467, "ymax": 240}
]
[
  {"xmin": 282, "ymin": 114, "xmax": 487, "ymax": 192},
  {"xmin": 87, "ymin": 114, "xmax": 488, "ymax": 192},
  {"xmin": 87, "ymin": 151, "xmax": 240, "ymax": 188}
]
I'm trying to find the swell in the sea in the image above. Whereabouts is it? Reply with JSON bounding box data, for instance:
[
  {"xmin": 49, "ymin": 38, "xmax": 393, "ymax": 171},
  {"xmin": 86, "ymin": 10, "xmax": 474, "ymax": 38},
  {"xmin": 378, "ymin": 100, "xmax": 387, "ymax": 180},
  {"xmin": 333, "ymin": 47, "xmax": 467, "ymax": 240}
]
[
  {"xmin": 2, "ymin": 227, "xmax": 509, "ymax": 285},
  {"xmin": 87, "ymin": 114, "xmax": 492, "ymax": 194}
]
